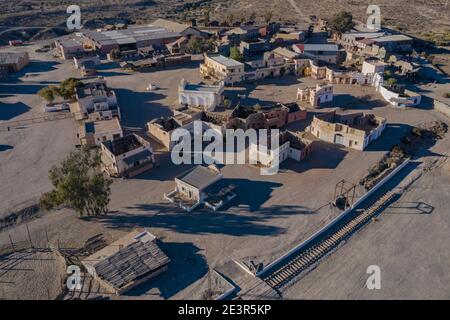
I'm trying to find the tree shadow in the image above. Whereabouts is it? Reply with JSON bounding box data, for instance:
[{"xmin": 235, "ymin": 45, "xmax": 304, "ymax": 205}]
[
  {"xmin": 0, "ymin": 102, "xmax": 31, "ymax": 121},
  {"xmin": 123, "ymin": 241, "xmax": 208, "ymax": 299}
]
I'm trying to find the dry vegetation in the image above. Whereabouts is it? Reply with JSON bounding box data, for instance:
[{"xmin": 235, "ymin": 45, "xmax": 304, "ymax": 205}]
[{"xmin": 0, "ymin": 0, "xmax": 448, "ymax": 39}]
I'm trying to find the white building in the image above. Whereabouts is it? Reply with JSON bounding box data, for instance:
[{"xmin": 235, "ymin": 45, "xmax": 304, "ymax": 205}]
[
  {"xmin": 79, "ymin": 118, "xmax": 123, "ymax": 147},
  {"xmin": 297, "ymin": 83, "xmax": 333, "ymax": 108},
  {"xmin": 178, "ymin": 79, "xmax": 224, "ymax": 111},
  {"xmin": 164, "ymin": 165, "xmax": 237, "ymax": 212},
  {"xmin": 249, "ymin": 131, "xmax": 315, "ymax": 167},
  {"xmin": 73, "ymin": 78, "xmax": 121, "ymax": 121},
  {"xmin": 362, "ymin": 59, "xmax": 385, "ymax": 75}
]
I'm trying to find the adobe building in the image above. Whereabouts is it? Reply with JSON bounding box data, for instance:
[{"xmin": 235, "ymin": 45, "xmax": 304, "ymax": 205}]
[
  {"xmin": 297, "ymin": 83, "xmax": 333, "ymax": 108},
  {"xmin": 250, "ymin": 130, "xmax": 316, "ymax": 167},
  {"xmin": 100, "ymin": 134, "xmax": 155, "ymax": 178},
  {"xmin": 200, "ymin": 54, "xmax": 245, "ymax": 85},
  {"xmin": 72, "ymin": 78, "xmax": 121, "ymax": 121},
  {"xmin": 308, "ymin": 111, "xmax": 386, "ymax": 150},
  {"xmin": 0, "ymin": 52, "xmax": 29, "ymax": 75},
  {"xmin": 78, "ymin": 118, "xmax": 123, "ymax": 147}
]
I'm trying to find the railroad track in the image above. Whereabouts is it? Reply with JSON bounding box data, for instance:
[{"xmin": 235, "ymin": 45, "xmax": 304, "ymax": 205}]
[{"xmin": 263, "ymin": 191, "xmax": 397, "ymax": 290}]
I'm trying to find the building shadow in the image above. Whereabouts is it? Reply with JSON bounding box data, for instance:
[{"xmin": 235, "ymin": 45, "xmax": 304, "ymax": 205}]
[
  {"xmin": 386, "ymin": 201, "xmax": 434, "ymax": 215},
  {"xmin": 114, "ymin": 88, "xmax": 170, "ymax": 128},
  {"xmin": 98, "ymin": 205, "xmax": 287, "ymax": 237},
  {"xmin": 123, "ymin": 241, "xmax": 208, "ymax": 299},
  {"xmin": 0, "ymin": 102, "xmax": 31, "ymax": 121},
  {"xmin": 0, "ymin": 145, "xmax": 13, "ymax": 152},
  {"xmin": 281, "ymin": 141, "xmax": 348, "ymax": 173},
  {"xmin": 334, "ymin": 93, "xmax": 386, "ymax": 110}
]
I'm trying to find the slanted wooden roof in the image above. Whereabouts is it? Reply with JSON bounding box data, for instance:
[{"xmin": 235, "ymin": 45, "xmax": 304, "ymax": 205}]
[{"xmin": 93, "ymin": 234, "xmax": 170, "ymax": 291}]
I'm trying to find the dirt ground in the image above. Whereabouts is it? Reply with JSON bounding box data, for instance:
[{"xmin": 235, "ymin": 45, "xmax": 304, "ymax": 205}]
[
  {"xmin": 283, "ymin": 135, "xmax": 450, "ymax": 299},
  {"xmin": 1, "ymin": 41, "xmax": 450, "ymax": 299},
  {"xmin": 0, "ymin": 249, "xmax": 66, "ymax": 300}
]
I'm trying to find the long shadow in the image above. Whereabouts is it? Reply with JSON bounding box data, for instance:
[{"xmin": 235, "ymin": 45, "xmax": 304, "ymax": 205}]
[
  {"xmin": 281, "ymin": 141, "xmax": 348, "ymax": 174},
  {"xmin": 334, "ymin": 93, "xmax": 386, "ymax": 110},
  {"xmin": 123, "ymin": 241, "xmax": 208, "ymax": 299},
  {"xmin": 0, "ymin": 60, "xmax": 61, "ymax": 84},
  {"xmin": 365, "ymin": 123, "xmax": 443, "ymax": 160},
  {"xmin": 96, "ymin": 70, "xmax": 129, "ymax": 77},
  {"xmin": 0, "ymin": 102, "xmax": 31, "ymax": 121},
  {"xmin": 364, "ymin": 123, "xmax": 414, "ymax": 152},
  {"xmin": 98, "ymin": 205, "xmax": 287, "ymax": 237},
  {"xmin": 0, "ymin": 82, "xmax": 50, "ymax": 95},
  {"xmin": 114, "ymin": 88, "xmax": 170, "ymax": 128},
  {"xmin": 138, "ymin": 60, "xmax": 201, "ymax": 73},
  {"xmin": 0, "ymin": 145, "xmax": 13, "ymax": 152},
  {"xmin": 219, "ymin": 178, "xmax": 283, "ymax": 212},
  {"xmin": 386, "ymin": 201, "xmax": 434, "ymax": 215}
]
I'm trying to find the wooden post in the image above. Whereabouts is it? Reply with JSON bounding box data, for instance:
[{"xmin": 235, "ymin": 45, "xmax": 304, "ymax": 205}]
[
  {"xmin": 9, "ymin": 234, "xmax": 15, "ymax": 252},
  {"xmin": 45, "ymin": 228, "xmax": 50, "ymax": 249},
  {"xmin": 26, "ymin": 224, "xmax": 33, "ymax": 248}
]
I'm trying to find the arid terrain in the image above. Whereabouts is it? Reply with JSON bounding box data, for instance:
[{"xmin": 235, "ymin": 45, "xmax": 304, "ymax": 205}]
[{"xmin": 0, "ymin": 0, "xmax": 449, "ymax": 45}]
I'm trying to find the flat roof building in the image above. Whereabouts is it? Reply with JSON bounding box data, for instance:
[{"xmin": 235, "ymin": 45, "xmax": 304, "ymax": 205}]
[
  {"xmin": 200, "ymin": 54, "xmax": 245, "ymax": 85},
  {"xmin": 0, "ymin": 52, "xmax": 29, "ymax": 75},
  {"xmin": 164, "ymin": 165, "xmax": 237, "ymax": 212},
  {"xmin": 82, "ymin": 24, "xmax": 182, "ymax": 54},
  {"xmin": 309, "ymin": 110, "xmax": 386, "ymax": 150},
  {"xmin": 79, "ymin": 118, "xmax": 123, "ymax": 147},
  {"xmin": 178, "ymin": 79, "xmax": 224, "ymax": 111},
  {"xmin": 100, "ymin": 134, "xmax": 155, "ymax": 178}
]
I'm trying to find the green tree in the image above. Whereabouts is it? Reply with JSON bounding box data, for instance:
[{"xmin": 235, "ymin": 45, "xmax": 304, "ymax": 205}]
[
  {"xmin": 384, "ymin": 77, "xmax": 397, "ymax": 88},
  {"xmin": 188, "ymin": 37, "xmax": 203, "ymax": 54},
  {"xmin": 249, "ymin": 11, "xmax": 257, "ymax": 22},
  {"xmin": 329, "ymin": 11, "xmax": 355, "ymax": 34},
  {"xmin": 37, "ymin": 85, "xmax": 58, "ymax": 102},
  {"xmin": 59, "ymin": 78, "xmax": 82, "ymax": 100},
  {"xmin": 226, "ymin": 13, "xmax": 234, "ymax": 26},
  {"xmin": 40, "ymin": 147, "xmax": 113, "ymax": 217},
  {"xmin": 229, "ymin": 47, "xmax": 243, "ymax": 62}
]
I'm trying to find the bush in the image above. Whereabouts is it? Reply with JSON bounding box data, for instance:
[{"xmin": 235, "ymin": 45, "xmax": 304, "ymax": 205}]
[
  {"xmin": 411, "ymin": 127, "xmax": 423, "ymax": 137},
  {"xmin": 229, "ymin": 47, "xmax": 243, "ymax": 62},
  {"xmin": 329, "ymin": 11, "xmax": 355, "ymax": 34}
]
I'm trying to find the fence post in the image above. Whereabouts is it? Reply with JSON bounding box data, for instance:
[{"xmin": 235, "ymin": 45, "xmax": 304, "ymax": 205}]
[
  {"xmin": 26, "ymin": 224, "xmax": 33, "ymax": 248},
  {"xmin": 9, "ymin": 234, "xmax": 15, "ymax": 252}
]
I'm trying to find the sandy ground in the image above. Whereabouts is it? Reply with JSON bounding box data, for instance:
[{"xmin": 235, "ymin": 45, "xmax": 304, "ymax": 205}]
[
  {"xmin": 1, "ymin": 43, "xmax": 449, "ymax": 299},
  {"xmin": 283, "ymin": 135, "xmax": 450, "ymax": 299},
  {"xmin": 0, "ymin": 45, "xmax": 78, "ymax": 217},
  {"xmin": 0, "ymin": 249, "xmax": 66, "ymax": 300}
]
